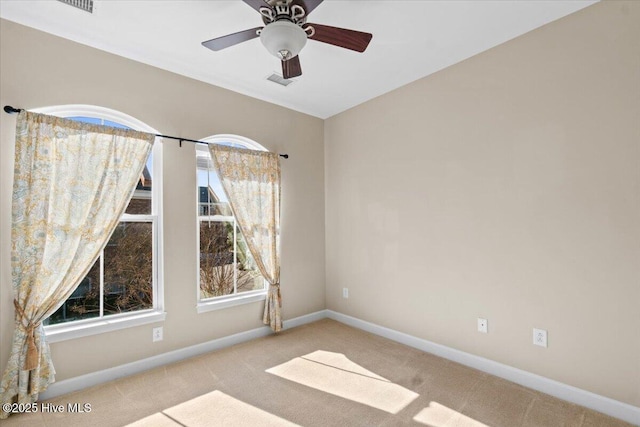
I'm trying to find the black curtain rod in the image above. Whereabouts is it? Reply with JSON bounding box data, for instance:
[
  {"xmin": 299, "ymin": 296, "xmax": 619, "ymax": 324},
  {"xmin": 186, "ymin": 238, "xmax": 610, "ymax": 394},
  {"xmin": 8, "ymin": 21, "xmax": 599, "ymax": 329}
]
[{"xmin": 3, "ymin": 105, "xmax": 289, "ymax": 159}]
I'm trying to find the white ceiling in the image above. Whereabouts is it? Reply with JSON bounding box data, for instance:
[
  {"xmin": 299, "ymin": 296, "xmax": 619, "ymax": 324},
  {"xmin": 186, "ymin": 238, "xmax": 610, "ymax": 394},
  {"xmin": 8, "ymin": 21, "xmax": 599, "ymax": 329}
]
[{"xmin": 0, "ymin": 0, "xmax": 597, "ymax": 119}]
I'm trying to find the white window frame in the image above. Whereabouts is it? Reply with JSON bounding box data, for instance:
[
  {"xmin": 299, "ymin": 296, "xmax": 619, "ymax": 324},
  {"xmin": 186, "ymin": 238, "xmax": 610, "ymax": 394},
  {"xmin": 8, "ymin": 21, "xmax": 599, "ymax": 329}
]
[
  {"xmin": 35, "ymin": 105, "xmax": 165, "ymax": 342},
  {"xmin": 196, "ymin": 135, "xmax": 268, "ymax": 314}
]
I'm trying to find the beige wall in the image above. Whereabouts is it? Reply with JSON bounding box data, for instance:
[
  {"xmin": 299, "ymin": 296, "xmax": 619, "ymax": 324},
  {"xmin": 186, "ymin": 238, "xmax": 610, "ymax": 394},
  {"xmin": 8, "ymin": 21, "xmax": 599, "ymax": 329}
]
[
  {"xmin": 325, "ymin": 1, "xmax": 640, "ymax": 407},
  {"xmin": 0, "ymin": 19, "xmax": 325, "ymax": 380}
]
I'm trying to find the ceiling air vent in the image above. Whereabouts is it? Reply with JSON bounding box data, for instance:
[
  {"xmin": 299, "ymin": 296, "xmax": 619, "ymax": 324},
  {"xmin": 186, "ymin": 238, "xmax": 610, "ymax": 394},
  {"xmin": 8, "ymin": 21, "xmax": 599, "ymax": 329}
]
[
  {"xmin": 57, "ymin": 0, "xmax": 94, "ymax": 13},
  {"xmin": 267, "ymin": 73, "xmax": 294, "ymax": 87}
]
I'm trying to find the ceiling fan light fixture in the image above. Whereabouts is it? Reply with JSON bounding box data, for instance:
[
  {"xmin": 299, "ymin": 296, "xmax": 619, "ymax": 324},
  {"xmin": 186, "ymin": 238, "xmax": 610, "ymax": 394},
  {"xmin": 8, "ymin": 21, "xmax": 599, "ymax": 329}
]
[{"xmin": 260, "ymin": 21, "xmax": 307, "ymax": 60}]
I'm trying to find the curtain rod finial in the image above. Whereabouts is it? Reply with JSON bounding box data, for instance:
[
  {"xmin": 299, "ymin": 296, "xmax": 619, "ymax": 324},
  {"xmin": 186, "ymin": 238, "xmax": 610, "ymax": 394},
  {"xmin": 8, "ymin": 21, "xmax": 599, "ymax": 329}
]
[{"xmin": 4, "ymin": 106, "xmax": 22, "ymax": 114}]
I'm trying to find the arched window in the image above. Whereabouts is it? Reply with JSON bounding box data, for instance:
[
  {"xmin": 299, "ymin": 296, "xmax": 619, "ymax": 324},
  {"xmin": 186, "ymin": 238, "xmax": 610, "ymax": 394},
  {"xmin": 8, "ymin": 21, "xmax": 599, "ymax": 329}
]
[
  {"xmin": 195, "ymin": 135, "xmax": 268, "ymax": 311},
  {"xmin": 34, "ymin": 105, "xmax": 165, "ymax": 340}
]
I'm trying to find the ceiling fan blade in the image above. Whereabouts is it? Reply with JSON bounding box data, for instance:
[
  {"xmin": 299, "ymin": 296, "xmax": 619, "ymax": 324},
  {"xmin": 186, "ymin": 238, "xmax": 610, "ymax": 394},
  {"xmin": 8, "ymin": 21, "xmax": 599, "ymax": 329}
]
[
  {"xmin": 282, "ymin": 55, "xmax": 302, "ymax": 79},
  {"xmin": 291, "ymin": 0, "xmax": 324, "ymax": 15},
  {"xmin": 306, "ymin": 23, "xmax": 372, "ymax": 53},
  {"xmin": 242, "ymin": 0, "xmax": 270, "ymax": 12},
  {"xmin": 202, "ymin": 27, "xmax": 262, "ymax": 51}
]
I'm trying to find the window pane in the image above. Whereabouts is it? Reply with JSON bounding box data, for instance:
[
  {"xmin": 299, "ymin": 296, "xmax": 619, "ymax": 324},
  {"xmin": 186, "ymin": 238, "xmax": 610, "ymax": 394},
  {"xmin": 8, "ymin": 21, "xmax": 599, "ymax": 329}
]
[
  {"xmin": 45, "ymin": 258, "xmax": 101, "ymax": 325},
  {"xmin": 196, "ymin": 153, "xmax": 228, "ymax": 207},
  {"xmin": 198, "ymin": 192, "xmax": 232, "ymax": 217},
  {"xmin": 235, "ymin": 226, "xmax": 264, "ymax": 293},
  {"xmin": 200, "ymin": 220, "xmax": 236, "ymax": 298},
  {"xmin": 43, "ymin": 112, "xmax": 158, "ymax": 330},
  {"xmin": 124, "ymin": 153, "xmax": 153, "ymax": 215},
  {"xmin": 103, "ymin": 222, "xmax": 153, "ymax": 315},
  {"xmin": 197, "ymin": 144, "xmax": 266, "ymax": 301}
]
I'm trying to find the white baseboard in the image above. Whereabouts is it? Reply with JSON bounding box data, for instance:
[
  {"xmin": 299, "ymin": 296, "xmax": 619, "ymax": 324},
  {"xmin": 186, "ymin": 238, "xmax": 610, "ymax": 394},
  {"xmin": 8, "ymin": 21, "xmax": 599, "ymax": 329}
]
[
  {"xmin": 326, "ymin": 310, "xmax": 640, "ymax": 426},
  {"xmin": 40, "ymin": 309, "xmax": 328, "ymax": 401},
  {"xmin": 283, "ymin": 309, "xmax": 328, "ymax": 329},
  {"xmin": 40, "ymin": 308, "xmax": 639, "ymax": 426}
]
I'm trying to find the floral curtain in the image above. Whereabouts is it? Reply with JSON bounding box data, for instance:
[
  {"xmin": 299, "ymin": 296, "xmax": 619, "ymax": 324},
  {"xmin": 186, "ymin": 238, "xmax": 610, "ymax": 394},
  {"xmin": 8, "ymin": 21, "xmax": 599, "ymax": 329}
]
[
  {"xmin": 208, "ymin": 144, "xmax": 282, "ymax": 331},
  {"xmin": 0, "ymin": 111, "xmax": 154, "ymax": 418}
]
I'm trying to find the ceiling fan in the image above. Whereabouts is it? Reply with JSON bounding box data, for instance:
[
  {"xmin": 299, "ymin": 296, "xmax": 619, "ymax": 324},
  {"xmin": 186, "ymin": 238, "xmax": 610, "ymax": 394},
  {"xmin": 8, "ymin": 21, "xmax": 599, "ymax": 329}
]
[{"xmin": 202, "ymin": 0, "xmax": 373, "ymax": 79}]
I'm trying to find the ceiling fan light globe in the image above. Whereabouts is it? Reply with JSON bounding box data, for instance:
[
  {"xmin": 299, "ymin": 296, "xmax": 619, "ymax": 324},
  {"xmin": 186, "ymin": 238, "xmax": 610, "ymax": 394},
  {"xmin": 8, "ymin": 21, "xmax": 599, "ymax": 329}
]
[{"xmin": 260, "ymin": 21, "xmax": 307, "ymax": 60}]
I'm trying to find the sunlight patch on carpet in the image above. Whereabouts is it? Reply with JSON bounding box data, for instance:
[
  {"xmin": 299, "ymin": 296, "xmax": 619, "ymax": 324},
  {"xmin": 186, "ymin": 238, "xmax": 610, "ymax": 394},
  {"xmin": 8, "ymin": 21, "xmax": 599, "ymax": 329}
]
[
  {"xmin": 126, "ymin": 390, "xmax": 299, "ymax": 427},
  {"xmin": 266, "ymin": 350, "xmax": 419, "ymax": 414},
  {"xmin": 413, "ymin": 401, "xmax": 489, "ymax": 427},
  {"xmin": 302, "ymin": 350, "xmax": 389, "ymax": 381}
]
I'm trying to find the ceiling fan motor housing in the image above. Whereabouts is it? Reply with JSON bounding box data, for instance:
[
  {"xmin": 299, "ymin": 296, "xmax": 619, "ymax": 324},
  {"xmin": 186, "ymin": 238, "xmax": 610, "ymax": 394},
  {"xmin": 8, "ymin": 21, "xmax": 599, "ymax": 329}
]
[{"xmin": 260, "ymin": 2, "xmax": 306, "ymax": 25}]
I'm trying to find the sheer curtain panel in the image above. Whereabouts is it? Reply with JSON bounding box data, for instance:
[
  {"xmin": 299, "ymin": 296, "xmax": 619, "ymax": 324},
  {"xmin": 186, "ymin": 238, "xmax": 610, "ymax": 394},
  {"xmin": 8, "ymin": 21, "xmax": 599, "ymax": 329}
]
[
  {"xmin": 0, "ymin": 111, "xmax": 154, "ymax": 418},
  {"xmin": 208, "ymin": 144, "xmax": 282, "ymax": 331}
]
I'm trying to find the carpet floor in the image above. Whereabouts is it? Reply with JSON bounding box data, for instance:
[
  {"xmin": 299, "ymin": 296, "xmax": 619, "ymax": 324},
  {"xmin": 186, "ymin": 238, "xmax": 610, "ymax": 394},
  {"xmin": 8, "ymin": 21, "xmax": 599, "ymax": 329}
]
[{"xmin": 2, "ymin": 319, "xmax": 632, "ymax": 427}]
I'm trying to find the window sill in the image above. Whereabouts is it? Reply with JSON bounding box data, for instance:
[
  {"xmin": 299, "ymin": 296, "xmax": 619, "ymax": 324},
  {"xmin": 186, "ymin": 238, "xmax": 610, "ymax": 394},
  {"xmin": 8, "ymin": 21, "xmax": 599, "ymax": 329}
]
[
  {"xmin": 44, "ymin": 310, "xmax": 167, "ymax": 343},
  {"xmin": 197, "ymin": 291, "xmax": 267, "ymax": 314}
]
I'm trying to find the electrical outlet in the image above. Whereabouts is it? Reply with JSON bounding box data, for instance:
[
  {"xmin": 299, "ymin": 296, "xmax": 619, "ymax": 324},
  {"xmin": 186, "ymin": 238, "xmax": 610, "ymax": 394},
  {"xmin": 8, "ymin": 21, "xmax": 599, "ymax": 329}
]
[
  {"xmin": 477, "ymin": 318, "xmax": 488, "ymax": 333},
  {"xmin": 343, "ymin": 288, "xmax": 349, "ymax": 299},
  {"xmin": 533, "ymin": 328, "xmax": 547, "ymax": 347},
  {"xmin": 153, "ymin": 326, "xmax": 163, "ymax": 342}
]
